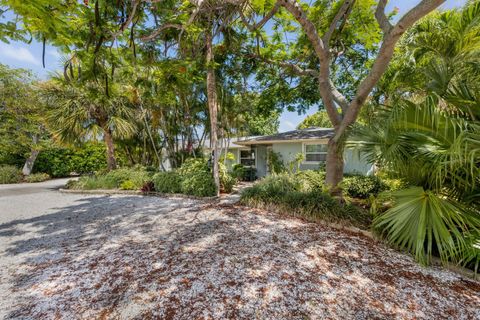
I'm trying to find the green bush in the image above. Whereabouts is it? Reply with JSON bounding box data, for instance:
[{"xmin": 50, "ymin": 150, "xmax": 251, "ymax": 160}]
[
  {"xmin": 296, "ymin": 170, "xmax": 326, "ymax": 192},
  {"xmin": 341, "ymin": 174, "xmax": 388, "ymax": 199},
  {"xmin": 182, "ymin": 170, "xmax": 217, "ymax": 197},
  {"xmin": 241, "ymin": 174, "xmax": 371, "ymax": 228},
  {"xmin": 24, "ymin": 173, "xmax": 50, "ymax": 183},
  {"xmin": 179, "ymin": 159, "xmax": 216, "ymax": 197},
  {"xmin": 34, "ymin": 148, "xmax": 73, "ymax": 177},
  {"xmin": 67, "ymin": 166, "xmax": 153, "ymax": 190},
  {"xmin": 0, "ymin": 165, "xmax": 22, "ymax": 184},
  {"xmin": 153, "ymin": 171, "xmax": 183, "ymax": 194},
  {"xmin": 33, "ymin": 143, "xmax": 122, "ymax": 177},
  {"xmin": 119, "ymin": 180, "xmax": 137, "ymax": 190}
]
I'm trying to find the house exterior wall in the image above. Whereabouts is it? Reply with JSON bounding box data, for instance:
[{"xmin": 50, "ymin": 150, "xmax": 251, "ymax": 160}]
[
  {"xmin": 269, "ymin": 142, "xmax": 371, "ymax": 176},
  {"xmin": 219, "ymin": 142, "xmax": 372, "ymax": 177}
]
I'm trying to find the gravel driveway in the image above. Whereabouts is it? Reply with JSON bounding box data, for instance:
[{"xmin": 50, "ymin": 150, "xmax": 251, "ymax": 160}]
[{"xmin": 0, "ymin": 180, "xmax": 479, "ymax": 319}]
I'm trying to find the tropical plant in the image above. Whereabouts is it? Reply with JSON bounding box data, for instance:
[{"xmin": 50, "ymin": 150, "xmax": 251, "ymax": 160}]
[
  {"xmin": 349, "ymin": 1, "xmax": 480, "ymax": 266},
  {"xmin": 42, "ymin": 71, "xmax": 136, "ymax": 171}
]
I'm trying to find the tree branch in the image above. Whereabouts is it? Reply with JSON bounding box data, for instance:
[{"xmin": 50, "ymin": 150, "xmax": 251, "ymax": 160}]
[
  {"xmin": 279, "ymin": 0, "xmax": 341, "ymax": 126},
  {"xmin": 329, "ymin": 80, "xmax": 349, "ymax": 113},
  {"xmin": 375, "ymin": 0, "xmax": 392, "ymax": 34},
  {"xmin": 323, "ymin": 0, "xmax": 355, "ymax": 45},
  {"xmin": 240, "ymin": 2, "xmax": 280, "ymax": 32},
  {"xmin": 141, "ymin": 23, "xmax": 184, "ymax": 41},
  {"xmin": 334, "ymin": 0, "xmax": 446, "ymax": 141}
]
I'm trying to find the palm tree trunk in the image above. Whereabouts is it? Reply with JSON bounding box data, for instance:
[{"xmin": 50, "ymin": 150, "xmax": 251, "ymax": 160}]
[
  {"xmin": 206, "ymin": 28, "xmax": 220, "ymax": 196},
  {"xmin": 104, "ymin": 128, "xmax": 117, "ymax": 171},
  {"xmin": 325, "ymin": 138, "xmax": 344, "ymax": 196}
]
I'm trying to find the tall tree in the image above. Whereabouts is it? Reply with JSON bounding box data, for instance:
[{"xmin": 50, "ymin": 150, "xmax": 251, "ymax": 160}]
[
  {"xmin": 242, "ymin": 0, "xmax": 445, "ymax": 193},
  {"xmin": 0, "ymin": 64, "xmax": 46, "ymax": 174}
]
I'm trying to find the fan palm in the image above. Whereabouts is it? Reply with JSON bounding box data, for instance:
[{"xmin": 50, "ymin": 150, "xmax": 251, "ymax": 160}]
[
  {"xmin": 349, "ymin": 1, "xmax": 480, "ymax": 269},
  {"xmin": 42, "ymin": 75, "xmax": 136, "ymax": 171}
]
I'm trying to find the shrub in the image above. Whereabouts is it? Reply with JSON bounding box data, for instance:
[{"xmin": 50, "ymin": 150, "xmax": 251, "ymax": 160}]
[
  {"xmin": 182, "ymin": 170, "xmax": 216, "ymax": 197},
  {"xmin": 296, "ymin": 170, "xmax": 326, "ymax": 192},
  {"xmin": 233, "ymin": 164, "xmax": 257, "ymax": 181},
  {"xmin": 341, "ymin": 174, "xmax": 388, "ymax": 199},
  {"xmin": 240, "ymin": 175, "xmax": 371, "ymax": 228},
  {"xmin": 0, "ymin": 165, "xmax": 22, "ymax": 184},
  {"xmin": 267, "ymin": 150, "xmax": 286, "ymax": 174},
  {"xmin": 120, "ymin": 180, "xmax": 137, "ymax": 190},
  {"xmin": 141, "ymin": 181, "xmax": 155, "ymax": 193},
  {"xmin": 153, "ymin": 171, "xmax": 183, "ymax": 194},
  {"xmin": 24, "ymin": 173, "xmax": 50, "ymax": 183},
  {"xmin": 67, "ymin": 166, "xmax": 153, "ymax": 190},
  {"xmin": 34, "ymin": 147, "xmax": 73, "ymax": 177}
]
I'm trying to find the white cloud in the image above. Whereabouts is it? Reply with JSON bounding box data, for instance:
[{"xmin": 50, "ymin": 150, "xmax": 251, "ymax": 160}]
[
  {"xmin": 283, "ymin": 120, "xmax": 296, "ymax": 130},
  {"xmin": 47, "ymin": 49, "xmax": 61, "ymax": 59},
  {"xmin": 0, "ymin": 43, "xmax": 40, "ymax": 66}
]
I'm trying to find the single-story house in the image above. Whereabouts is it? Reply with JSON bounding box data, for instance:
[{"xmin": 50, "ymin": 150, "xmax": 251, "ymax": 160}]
[{"xmin": 210, "ymin": 127, "xmax": 373, "ymax": 178}]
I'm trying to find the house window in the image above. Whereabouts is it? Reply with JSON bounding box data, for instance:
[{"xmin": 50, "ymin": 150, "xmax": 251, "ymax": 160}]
[
  {"xmin": 240, "ymin": 149, "xmax": 255, "ymax": 166},
  {"xmin": 304, "ymin": 143, "xmax": 327, "ymax": 162}
]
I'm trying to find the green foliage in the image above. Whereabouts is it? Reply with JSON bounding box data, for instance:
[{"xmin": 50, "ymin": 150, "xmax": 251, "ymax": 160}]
[
  {"xmin": 68, "ymin": 167, "xmax": 152, "ymax": 190},
  {"xmin": 0, "ymin": 165, "xmax": 22, "ymax": 184},
  {"xmin": 182, "ymin": 170, "xmax": 217, "ymax": 197},
  {"xmin": 34, "ymin": 147, "xmax": 73, "ymax": 177},
  {"xmin": 456, "ymin": 232, "xmax": 480, "ymax": 278},
  {"xmin": 297, "ymin": 111, "xmax": 333, "ymax": 129},
  {"xmin": 24, "ymin": 173, "xmax": 50, "ymax": 183},
  {"xmin": 152, "ymin": 171, "xmax": 183, "ymax": 194},
  {"xmin": 374, "ymin": 187, "xmax": 480, "ymax": 265},
  {"xmin": 341, "ymin": 174, "xmax": 388, "ymax": 199},
  {"xmin": 241, "ymin": 173, "xmax": 370, "ymax": 228},
  {"xmin": 119, "ymin": 180, "xmax": 137, "ymax": 190},
  {"xmin": 179, "ymin": 159, "xmax": 216, "ymax": 197},
  {"xmin": 349, "ymin": 2, "xmax": 480, "ymax": 267},
  {"xmin": 232, "ymin": 164, "xmax": 257, "ymax": 181},
  {"xmin": 295, "ymin": 170, "xmax": 326, "ymax": 192},
  {"xmin": 267, "ymin": 150, "xmax": 285, "ymax": 174},
  {"xmin": 34, "ymin": 144, "xmax": 109, "ymax": 177}
]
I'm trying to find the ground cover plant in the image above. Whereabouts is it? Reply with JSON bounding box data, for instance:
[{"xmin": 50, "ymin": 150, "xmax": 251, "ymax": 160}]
[
  {"xmin": 240, "ymin": 172, "xmax": 372, "ymax": 228},
  {"xmin": 67, "ymin": 166, "xmax": 154, "ymax": 191},
  {"xmin": 0, "ymin": 165, "xmax": 22, "ymax": 184}
]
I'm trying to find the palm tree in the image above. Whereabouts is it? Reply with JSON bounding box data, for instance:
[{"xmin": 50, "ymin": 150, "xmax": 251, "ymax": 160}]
[
  {"xmin": 42, "ymin": 75, "xmax": 136, "ymax": 171},
  {"xmin": 348, "ymin": 1, "xmax": 480, "ymax": 268}
]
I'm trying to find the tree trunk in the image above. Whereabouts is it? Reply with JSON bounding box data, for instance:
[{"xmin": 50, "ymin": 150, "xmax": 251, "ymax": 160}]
[
  {"xmin": 206, "ymin": 28, "xmax": 220, "ymax": 196},
  {"xmin": 325, "ymin": 138, "xmax": 344, "ymax": 196},
  {"xmin": 104, "ymin": 128, "xmax": 117, "ymax": 171},
  {"xmin": 22, "ymin": 149, "xmax": 39, "ymax": 176},
  {"xmin": 22, "ymin": 134, "xmax": 40, "ymax": 176}
]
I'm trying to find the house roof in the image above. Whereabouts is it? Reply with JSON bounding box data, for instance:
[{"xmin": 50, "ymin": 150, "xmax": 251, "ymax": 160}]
[
  {"xmin": 235, "ymin": 127, "xmax": 334, "ymax": 145},
  {"xmin": 203, "ymin": 137, "xmax": 257, "ymax": 149}
]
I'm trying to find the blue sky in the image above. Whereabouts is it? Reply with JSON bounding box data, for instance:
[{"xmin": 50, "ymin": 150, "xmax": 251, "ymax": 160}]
[{"xmin": 0, "ymin": 0, "xmax": 467, "ymax": 132}]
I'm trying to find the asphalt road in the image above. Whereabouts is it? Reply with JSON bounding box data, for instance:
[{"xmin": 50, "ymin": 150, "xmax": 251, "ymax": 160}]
[{"xmin": 0, "ymin": 178, "xmax": 79, "ymax": 225}]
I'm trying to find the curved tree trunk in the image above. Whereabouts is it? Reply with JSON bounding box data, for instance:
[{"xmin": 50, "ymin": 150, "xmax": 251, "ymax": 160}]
[
  {"xmin": 206, "ymin": 28, "xmax": 220, "ymax": 196},
  {"xmin": 22, "ymin": 149, "xmax": 40, "ymax": 176},
  {"xmin": 22, "ymin": 134, "xmax": 40, "ymax": 176},
  {"xmin": 104, "ymin": 128, "xmax": 117, "ymax": 171},
  {"xmin": 325, "ymin": 138, "xmax": 344, "ymax": 196}
]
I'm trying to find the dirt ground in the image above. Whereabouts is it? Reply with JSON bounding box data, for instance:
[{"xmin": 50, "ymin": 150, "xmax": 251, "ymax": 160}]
[{"xmin": 0, "ymin": 185, "xmax": 478, "ymax": 319}]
